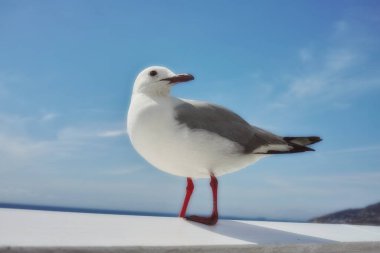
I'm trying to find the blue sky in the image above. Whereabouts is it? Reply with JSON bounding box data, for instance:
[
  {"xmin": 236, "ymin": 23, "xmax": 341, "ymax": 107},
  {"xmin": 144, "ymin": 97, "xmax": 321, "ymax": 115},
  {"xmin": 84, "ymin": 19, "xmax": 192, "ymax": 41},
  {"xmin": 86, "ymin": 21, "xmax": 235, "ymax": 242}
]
[{"xmin": 1, "ymin": 0, "xmax": 380, "ymax": 220}]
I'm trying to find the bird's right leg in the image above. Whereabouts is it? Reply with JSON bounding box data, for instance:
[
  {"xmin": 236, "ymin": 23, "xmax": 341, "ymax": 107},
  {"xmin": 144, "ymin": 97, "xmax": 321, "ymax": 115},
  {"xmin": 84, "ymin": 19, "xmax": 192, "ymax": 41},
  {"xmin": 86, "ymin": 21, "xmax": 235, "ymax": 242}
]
[
  {"xmin": 186, "ymin": 175, "xmax": 218, "ymax": 225},
  {"xmin": 179, "ymin": 177, "xmax": 194, "ymax": 218}
]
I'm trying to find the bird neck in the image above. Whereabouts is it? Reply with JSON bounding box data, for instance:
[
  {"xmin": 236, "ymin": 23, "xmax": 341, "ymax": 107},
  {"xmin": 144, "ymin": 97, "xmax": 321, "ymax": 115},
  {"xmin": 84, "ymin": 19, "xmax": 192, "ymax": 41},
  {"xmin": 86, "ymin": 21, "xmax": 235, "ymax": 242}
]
[{"xmin": 134, "ymin": 86, "xmax": 170, "ymax": 97}]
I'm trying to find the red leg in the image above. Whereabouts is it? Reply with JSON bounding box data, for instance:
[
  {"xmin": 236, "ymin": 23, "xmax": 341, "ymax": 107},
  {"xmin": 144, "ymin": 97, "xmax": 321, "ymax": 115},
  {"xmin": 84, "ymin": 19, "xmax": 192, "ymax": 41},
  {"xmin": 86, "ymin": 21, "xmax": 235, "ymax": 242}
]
[
  {"xmin": 179, "ymin": 177, "xmax": 194, "ymax": 218},
  {"xmin": 186, "ymin": 175, "xmax": 218, "ymax": 225}
]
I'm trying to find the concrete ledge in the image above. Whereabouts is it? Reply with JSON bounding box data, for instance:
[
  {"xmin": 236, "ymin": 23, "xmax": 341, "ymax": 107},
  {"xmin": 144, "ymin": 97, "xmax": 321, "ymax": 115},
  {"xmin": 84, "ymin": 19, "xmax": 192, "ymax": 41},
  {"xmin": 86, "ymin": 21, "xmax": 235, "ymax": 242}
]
[
  {"xmin": 1, "ymin": 208, "xmax": 380, "ymax": 252},
  {"xmin": 2, "ymin": 243, "xmax": 380, "ymax": 253}
]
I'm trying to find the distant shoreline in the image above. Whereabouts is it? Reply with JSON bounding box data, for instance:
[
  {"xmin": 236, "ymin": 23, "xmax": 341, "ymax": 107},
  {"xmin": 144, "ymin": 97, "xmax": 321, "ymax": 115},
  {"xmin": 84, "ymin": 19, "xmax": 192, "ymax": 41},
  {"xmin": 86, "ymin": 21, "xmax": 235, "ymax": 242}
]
[
  {"xmin": 0, "ymin": 202, "xmax": 301, "ymax": 223},
  {"xmin": 0, "ymin": 202, "xmax": 177, "ymax": 218}
]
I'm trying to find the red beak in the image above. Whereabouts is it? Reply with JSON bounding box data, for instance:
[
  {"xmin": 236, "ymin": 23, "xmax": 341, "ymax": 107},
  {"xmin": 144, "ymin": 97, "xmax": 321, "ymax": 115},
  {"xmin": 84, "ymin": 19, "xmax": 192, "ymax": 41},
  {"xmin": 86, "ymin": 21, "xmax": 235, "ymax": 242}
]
[{"xmin": 161, "ymin": 74, "xmax": 194, "ymax": 84}]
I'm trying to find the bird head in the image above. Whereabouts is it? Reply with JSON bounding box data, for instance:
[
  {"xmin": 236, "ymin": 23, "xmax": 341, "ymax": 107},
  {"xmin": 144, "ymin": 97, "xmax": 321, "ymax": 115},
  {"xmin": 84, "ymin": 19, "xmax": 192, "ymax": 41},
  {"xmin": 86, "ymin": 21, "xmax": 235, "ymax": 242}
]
[{"xmin": 133, "ymin": 66, "xmax": 194, "ymax": 96}]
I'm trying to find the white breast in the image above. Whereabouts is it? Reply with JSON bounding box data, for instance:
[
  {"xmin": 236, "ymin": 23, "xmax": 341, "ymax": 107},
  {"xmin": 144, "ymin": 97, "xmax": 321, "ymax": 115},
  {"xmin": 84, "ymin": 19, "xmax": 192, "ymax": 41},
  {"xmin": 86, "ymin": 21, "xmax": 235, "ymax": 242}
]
[{"xmin": 127, "ymin": 94, "xmax": 264, "ymax": 178}]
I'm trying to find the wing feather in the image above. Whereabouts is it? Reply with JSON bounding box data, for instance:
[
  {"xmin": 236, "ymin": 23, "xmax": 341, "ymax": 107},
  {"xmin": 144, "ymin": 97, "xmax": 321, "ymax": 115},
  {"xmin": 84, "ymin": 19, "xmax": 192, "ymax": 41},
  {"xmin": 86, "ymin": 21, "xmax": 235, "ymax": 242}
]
[{"xmin": 174, "ymin": 100, "xmax": 287, "ymax": 154}]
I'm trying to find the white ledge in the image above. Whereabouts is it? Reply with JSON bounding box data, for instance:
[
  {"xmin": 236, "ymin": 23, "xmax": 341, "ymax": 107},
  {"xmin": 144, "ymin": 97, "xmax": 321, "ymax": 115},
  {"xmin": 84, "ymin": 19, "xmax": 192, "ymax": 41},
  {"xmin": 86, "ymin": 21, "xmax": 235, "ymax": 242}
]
[{"xmin": 1, "ymin": 208, "xmax": 380, "ymax": 252}]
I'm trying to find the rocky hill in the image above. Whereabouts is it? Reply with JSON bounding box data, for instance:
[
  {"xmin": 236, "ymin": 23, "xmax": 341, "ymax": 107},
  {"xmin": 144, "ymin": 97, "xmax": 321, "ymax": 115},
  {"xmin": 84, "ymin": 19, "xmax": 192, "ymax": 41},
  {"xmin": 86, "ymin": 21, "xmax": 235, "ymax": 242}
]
[{"xmin": 310, "ymin": 202, "xmax": 380, "ymax": 225}]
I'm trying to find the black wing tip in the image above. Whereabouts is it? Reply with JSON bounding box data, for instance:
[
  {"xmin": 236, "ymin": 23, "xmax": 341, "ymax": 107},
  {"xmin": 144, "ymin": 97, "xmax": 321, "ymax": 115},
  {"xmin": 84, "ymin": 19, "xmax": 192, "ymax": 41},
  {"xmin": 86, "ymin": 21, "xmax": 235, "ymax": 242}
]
[
  {"xmin": 283, "ymin": 136, "xmax": 322, "ymax": 146},
  {"xmin": 308, "ymin": 136, "xmax": 322, "ymax": 144},
  {"xmin": 292, "ymin": 144, "xmax": 315, "ymax": 152}
]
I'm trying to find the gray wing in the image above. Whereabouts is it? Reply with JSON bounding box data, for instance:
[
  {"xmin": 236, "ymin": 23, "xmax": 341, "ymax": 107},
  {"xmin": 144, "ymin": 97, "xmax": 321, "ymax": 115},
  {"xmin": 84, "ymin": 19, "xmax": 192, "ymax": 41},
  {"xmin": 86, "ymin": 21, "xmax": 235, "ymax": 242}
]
[{"xmin": 174, "ymin": 100, "xmax": 287, "ymax": 154}]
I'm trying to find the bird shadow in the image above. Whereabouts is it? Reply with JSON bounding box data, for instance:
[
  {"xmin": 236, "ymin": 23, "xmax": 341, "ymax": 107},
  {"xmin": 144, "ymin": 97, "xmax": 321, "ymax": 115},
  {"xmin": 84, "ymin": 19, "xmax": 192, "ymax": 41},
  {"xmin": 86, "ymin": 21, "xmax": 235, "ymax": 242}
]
[{"xmin": 187, "ymin": 219, "xmax": 335, "ymax": 245}]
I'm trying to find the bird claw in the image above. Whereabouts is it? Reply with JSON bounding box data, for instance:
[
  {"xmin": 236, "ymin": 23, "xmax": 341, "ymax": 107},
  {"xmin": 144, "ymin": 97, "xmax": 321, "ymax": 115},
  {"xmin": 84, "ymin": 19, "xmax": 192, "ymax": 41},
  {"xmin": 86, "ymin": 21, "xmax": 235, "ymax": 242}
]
[{"xmin": 185, "ymin": 214, "xmax": 218, "ymax": 225}]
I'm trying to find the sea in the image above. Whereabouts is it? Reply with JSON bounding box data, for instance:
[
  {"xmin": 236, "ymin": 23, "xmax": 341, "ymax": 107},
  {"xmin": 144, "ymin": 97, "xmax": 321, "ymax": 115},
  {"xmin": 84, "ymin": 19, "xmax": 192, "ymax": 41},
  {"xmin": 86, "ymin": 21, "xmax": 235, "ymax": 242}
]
[{"xmin": 0, "ymin": 202, "xmax": 301, "ymax": 222}]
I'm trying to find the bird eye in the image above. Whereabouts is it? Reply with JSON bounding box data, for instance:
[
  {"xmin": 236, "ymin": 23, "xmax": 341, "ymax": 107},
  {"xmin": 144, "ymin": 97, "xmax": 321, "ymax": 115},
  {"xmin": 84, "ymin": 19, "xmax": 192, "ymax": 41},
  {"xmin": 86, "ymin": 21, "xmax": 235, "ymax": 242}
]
[{"xmin": 149, "ymin": 70, "xmax": 157, "ymax": 77}]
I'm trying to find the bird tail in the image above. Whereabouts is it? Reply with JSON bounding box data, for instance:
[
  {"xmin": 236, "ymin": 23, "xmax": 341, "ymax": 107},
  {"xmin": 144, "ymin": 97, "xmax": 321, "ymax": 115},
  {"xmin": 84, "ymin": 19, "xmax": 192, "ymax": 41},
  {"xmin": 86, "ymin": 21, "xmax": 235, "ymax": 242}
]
[
  {"xmin": 253, "ymin": 136, "xmax": 322, "ymax": 155},
  {"xmin": 269, "ymin": 136, "xmax": 321, "ymax": 153}
]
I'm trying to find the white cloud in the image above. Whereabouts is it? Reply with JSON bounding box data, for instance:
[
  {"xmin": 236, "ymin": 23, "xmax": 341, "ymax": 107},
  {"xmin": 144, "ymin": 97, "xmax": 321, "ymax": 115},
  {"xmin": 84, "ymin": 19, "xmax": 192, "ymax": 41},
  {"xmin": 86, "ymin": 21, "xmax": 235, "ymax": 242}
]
[
  {"xmin": 0, "ymin": 134, "xmax": 50, "ymax": 161},
  {"xmin": 56, "ymin": 125, "xmax": 126, "ymax": 141},
  {"xmin": 0, "ymin": 111, "xmax": 131, "ymax": 173},
  {"xmin": 97, "ymin": 129, "xmax": 126, "ymax": 138},
  {"xmin": 324, "ymin": 48, "xmax": 357, "ymax": 71},
  {"xmin": 287, "ymin": 49, "xmax": 361, "ymax": 100},
  {"xmin": 56, "ymin": 126, "xmax": 98, "ymax": 141},
  {"xmin": 271, "ymin": 20, "xmax": 380, "ymax": 110},
  {"xmin": 288, "ymin": 75, "xmax": 326, "ymax": 98},
  {"xmin": 40, "ymin": 112, "xmax": 58, "ymax": 121}
]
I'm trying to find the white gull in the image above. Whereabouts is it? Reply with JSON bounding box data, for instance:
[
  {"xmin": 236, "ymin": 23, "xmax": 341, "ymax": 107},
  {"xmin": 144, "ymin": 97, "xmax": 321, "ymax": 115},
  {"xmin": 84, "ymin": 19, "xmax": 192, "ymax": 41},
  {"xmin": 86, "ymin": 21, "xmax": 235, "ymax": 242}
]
[{"xmin": 127, "ymin": 66, "xmax": 321, "ymax": 225}]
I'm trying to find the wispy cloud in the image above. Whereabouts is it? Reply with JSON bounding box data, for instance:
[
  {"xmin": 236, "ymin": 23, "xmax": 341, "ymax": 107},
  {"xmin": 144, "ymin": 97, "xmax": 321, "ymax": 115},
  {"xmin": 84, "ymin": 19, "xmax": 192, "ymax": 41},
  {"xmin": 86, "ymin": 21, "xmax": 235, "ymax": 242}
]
[
  {"xmin": 40, "ymin": 112, "xmax": 58, "ymax": 121},
  {"xmin": 0, "ymin": 111, "xmax": 131, "ymax": 172},
  {"xmin": 0, "ymin": 68, "xmax": 130, "ymax": 176},
  {"xmin": 97, "ymin": 129, "xmax": 126, "ymax": 138},
  {"xmin": 270, "ymin": 19, "xmax": 380, "ymax": 110},
  {"xmin": 100, "ymin": 165, "xmax": 144, "ymax": 176},
  {"xmin": 285, "ymin": 48, "xmax": 370, "ymax": 101},
  {"xmin": 324, "ymin": 144, "xmax": 380, "ymax": 155},
  {"xmin": 0, "ymin": 134, "xmax": 49, "ymax": 161}
]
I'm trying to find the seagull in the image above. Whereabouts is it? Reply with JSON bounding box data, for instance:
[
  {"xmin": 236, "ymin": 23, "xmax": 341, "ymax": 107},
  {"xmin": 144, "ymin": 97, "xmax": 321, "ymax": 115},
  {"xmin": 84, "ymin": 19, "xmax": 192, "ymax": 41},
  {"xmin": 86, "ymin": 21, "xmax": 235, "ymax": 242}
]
[{"xmin": 127, "ymin": 66, "xmax": 321, "ymax": 225}]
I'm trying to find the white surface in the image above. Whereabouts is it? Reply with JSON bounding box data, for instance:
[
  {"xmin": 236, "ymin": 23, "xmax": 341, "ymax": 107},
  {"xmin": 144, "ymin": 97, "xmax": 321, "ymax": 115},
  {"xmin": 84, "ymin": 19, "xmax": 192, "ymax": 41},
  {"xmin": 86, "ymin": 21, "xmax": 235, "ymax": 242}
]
[
  {"xmin": 245, "ymin": 221, "xmax": 380, "ymax": 242},
  {"xmin": 127, "ymin": 66, "xmax": 266, "ymax": 178},
  {"xmin": 1, "ymin": 208, "xmax": 380, "ymax": 247}
]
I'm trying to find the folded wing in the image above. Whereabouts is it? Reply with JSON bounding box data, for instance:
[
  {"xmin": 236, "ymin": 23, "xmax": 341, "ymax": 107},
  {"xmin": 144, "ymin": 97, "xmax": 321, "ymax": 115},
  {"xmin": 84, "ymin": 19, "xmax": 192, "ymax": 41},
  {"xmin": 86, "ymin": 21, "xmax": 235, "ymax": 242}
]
[{"xmin": 174, "ymin": 100, "xmax": 319, "ymax": 154}]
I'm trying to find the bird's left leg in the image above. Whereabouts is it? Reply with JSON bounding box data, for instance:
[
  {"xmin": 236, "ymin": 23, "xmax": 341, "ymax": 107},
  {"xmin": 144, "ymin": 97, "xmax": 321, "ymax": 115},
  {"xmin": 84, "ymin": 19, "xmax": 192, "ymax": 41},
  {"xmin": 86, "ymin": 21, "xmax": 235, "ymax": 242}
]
[
  {"xmin": 179, "ymin": 177, "xmax": 194, "ymax": 218},
  {"xmin": 186, "ymin": 174, "xmax": 218, "ymax": 225}
]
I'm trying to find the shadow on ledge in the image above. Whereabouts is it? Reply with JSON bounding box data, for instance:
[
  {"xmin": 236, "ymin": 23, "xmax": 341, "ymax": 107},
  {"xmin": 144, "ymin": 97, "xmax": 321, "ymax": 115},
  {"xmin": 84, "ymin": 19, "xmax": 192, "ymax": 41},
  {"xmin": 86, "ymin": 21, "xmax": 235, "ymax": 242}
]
[{"xmin": 187, "ymin": 219, "xmax": 335, "ymax": 245}]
